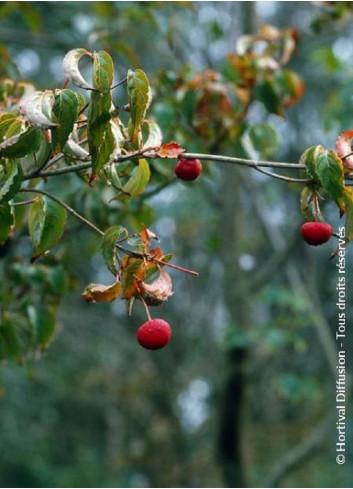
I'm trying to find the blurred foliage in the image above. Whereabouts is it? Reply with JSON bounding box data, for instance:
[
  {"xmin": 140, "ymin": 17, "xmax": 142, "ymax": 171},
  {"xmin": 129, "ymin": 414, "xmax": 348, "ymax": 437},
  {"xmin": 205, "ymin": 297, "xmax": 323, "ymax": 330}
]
[{"xmin": 0, "ymin": 2, "xmax": 352, "ymax": 488}]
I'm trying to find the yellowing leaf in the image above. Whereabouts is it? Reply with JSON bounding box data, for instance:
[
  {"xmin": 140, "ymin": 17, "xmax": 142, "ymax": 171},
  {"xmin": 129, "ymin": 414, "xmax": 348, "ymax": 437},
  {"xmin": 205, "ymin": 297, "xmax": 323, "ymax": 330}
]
[
  {"xmin": 121, "ymin": 158, "xmax": 150, "ymax": 198},
  {"xmin": 92, "ymin": 51, "xmax": 114, "ymax": 93},
  {"xmin": 82, "ymin": 278, "xmax": 121, "ymax": 303}
]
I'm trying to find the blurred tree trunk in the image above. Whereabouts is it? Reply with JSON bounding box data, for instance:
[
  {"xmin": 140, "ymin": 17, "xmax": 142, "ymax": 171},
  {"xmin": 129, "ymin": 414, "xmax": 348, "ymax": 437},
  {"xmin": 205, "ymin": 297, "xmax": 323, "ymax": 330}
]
[{"xmin": 217, "ymin": 3, "xmax": 256, "ymax": 487}]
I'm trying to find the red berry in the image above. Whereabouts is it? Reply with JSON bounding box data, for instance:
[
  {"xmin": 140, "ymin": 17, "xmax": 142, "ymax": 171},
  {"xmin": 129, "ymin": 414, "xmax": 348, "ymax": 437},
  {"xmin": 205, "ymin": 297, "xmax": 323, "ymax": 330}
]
[
  {"xmin": 301, "ymin": 221, "xmax": 333, "ymax": 246},
  {"xmin": 174, "ymin": 158, "xmax": 202, "ymax": 181},
  {"xmin": 136, "ymin": 319, "xmax": 172, "ymax": 350}
]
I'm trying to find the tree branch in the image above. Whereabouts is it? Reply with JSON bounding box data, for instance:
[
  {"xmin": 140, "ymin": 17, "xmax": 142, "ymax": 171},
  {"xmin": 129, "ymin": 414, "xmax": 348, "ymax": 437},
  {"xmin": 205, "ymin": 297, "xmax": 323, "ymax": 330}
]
[
  {"xmin": 20, "ymin": 188, "xmax": 104, "ymax": 236},
  {"xmin": 19, "ymin": 188, "xmax": 198, "ymax": 277}
]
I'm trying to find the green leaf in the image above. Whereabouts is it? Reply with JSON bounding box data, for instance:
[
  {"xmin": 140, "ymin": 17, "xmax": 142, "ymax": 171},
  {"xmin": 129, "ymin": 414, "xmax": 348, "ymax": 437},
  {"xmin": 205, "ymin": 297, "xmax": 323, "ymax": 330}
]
[
  {"xmin": 122, "ymin": 158, "xmax": 150, "ymax": 198},
  {"xmin": 88, "ymin": 114, "xmax": 115, "ymax": 176},
  {"xmin": 255, "ymin": 78, "xmax": 283, "ymax": 116},
  {"xmin": 0, "ymin": 114, "xmax": 16, "ymax": 139},
  {"xmin": 143, "ymin": 119, "xmax": 162, "ymax": 149},
  {"xmin": 299, "ymin": 145, "xmax": 324, "ymax": 181},
  {"xmin": 92, "ymin": 50, "xmax": 114, "ymax": 92},
  {"xmin": 101, "ymin": 225, "xmax": 128, "ymax": 275},
  {"xmin": 34, "ymin": 131, "xmax": 51, "ymax": 169},
  {"xmin": 0, "ymin": 318, "xmax": 20, "ymax": 360},
  {"xmin": 51, "ymin": 89, "xmax": 79, "ymax": 152},
  {"xmin": 242, "ymin": 122, "xmax": 278, "ymax": 159},
  {"xmin": 88, "ymin": 54, "xmax": 116, "ymax": 176},
  {"xmin": 127, "ymin": 69, "xmax": 152, "ymax": 141},
  {"xmin": 0, "ymin": 202, "xmax": 13, "ymax": 244},
  {"xmin": 28, "ymin": 196, "xmax": 67, "ymax": 257},
  {"xmin": 300, "ymin": 186, "xmax": 323, "ymax": 222},
  {"xmin": 316, "ymin": 149, "xmax": 345, "ymax": 211},
  {"xmin": 27, "ymin": 305, "xmax": 56, "ymax": 348},
  {"xmin": 0, "ymin": 125, "xmax": 41, "ymax": 158},
  {"xmin": 144, "ymin": 254, "xmax": 173, "ymax": 280},
  {"xmin": 0, "ymin": 160, "xmax": 23, "ymax": 203},
  {"xmin": 343, "ymin": 187, "xmax": 353, "ymax": 243}
]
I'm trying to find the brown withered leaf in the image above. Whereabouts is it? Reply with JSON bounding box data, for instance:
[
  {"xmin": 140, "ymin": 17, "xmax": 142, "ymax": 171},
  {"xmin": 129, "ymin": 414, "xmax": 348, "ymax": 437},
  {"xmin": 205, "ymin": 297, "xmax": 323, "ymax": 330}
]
[
  {"xmin": 140, "ymin": 224, "xmax": 158, "ymax": 250},
  {"xmin": 157, "ymin": 142, "xmax": 185, "ymax": 159},
  {"xmin": 139, "ymin": 270, "xmax": 173, "ymax": 306},
  {"xmin": 148, "ymin": 246, "xmax": 164, "ymax": 261},
  {"xmin": 140, "ymin": 224, "xmax": 150, "ymax": 249},
  {"xmin": 82, "ymin": 278, "xmax": 121, "ymax": 303},
  {"xmin": 336, "ymin": 130, "xmax": 353, "ymax": 170}
]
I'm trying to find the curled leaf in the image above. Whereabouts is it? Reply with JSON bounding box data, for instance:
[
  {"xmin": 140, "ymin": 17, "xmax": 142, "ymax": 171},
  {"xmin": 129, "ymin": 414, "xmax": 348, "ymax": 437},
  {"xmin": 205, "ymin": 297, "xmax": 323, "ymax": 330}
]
[
  {"xmin": 82, "ymin": 278, "xmax": 121, "ymax": 303},
  {"xmin": 139, "ymin": 270, "xmax": 173, "ymax": 306},
  {"xmin": 142, "ymin": 119, "xmax": 162, "ymax": 154},
  {"xmin": 336, "ymin": 130, "xmax": 353, "ymax": 169},
  {"xmin": 64, "ymin": 138, "xmax": 90, "ymax": 160},
  {"xmin": 62, "ymin": 48, "xmax": 93, "ymax": 90},
  {"xmin": 101, "ymin": 225, "xmax": 128, "ymax": 275},
  {"xmin": 20, "ymin": 91, "xmax": 56, "ymax": 127}
]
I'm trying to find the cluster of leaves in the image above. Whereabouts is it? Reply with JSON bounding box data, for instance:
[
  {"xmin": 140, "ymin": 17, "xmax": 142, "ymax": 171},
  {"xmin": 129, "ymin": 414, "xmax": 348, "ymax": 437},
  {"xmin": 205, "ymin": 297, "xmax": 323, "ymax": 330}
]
[
  {"xmin": 311, "ymin": 1, "xmax": 353, "ymax": 32},
  {"xmin": 82, "ymin": 224, "xmax": 174, "ymax": 315},
  {"xmin": 157, "ymin": 24, "xmax": 304, "ymax": 158},
  {"xmin": 0, "ymin": 256, "xmax": 74, "ymax": 362},
  {"xmin": 300, "ymin": 133, "xmax": 353, "ymax": 243},
  {"xmin": 0, "ymin": 47, "xmax": 186, "ymax": 361},
  {"xmin": 0, "ymin": 21, "xmax": 350, "ymax": 363}
]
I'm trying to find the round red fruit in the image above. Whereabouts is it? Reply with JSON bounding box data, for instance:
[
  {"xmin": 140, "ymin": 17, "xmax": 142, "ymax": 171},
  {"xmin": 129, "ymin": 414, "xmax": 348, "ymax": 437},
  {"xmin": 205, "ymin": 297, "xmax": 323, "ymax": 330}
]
[
  {"xmin": 174, "ymin": 158, "xmax": 202, "ymax": 181},
  {"xmin": 136, "ymin": 319, "xmax": 172, "ymax": 350},
  {"xmin": 300, "ymin": 221, "xmax": 333, "ymax": 246}
]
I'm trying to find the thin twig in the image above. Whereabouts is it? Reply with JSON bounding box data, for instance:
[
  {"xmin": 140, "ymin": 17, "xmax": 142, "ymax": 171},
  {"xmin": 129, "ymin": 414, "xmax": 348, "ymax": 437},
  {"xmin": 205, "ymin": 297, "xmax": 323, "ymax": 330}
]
[
  {"xmin": 23, "ymin": 148, "xmax": 308, "ymax": 181},
  {"xmin": 19, "ymin": 188, "xmax": 104, "ymax": 236},
  {"xmin": 153, "ymin": 259, "xmax": 199, "ymax": 276},
  {"xmin": 181, "ymin": 152, "xmax": 306, "ymax": 170},
  {"xmin": 253, "ymin": 165, "xmax": 311, "ymax": 184},
  {"xmin": 111, "ymin": 76, "xmax": 128, "ymax": 90},
  {"xmin": 23, "ymin": 145, "xmax": 159, "ymax": 180},
  {"xmin": 19, "ymin": 188, "xmax": 198, "ymax": 278}
]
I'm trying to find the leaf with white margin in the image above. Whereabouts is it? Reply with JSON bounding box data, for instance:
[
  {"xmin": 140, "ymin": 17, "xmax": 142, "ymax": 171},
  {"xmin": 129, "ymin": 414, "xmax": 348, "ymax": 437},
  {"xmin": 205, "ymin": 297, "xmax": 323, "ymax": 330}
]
[
  {"xmin": 110, "ymin": 119, "xmax": 124, "ymax": 159},
  {"xmin": 142, "ymin": 119, "xmax": 162, "ymax": 155},
  {"xmin": 64, "ymin": 138, "xmax": 90, "ymax": 160},
  {"xmin": 20, "ymin": 91, "xmax": 56, "ymax": 128},
  {"xmin": 62, "ymin": 48, "xmax": 93, "ymax": 90},
  {"xmin": 127, "ymin": 69, "xmax": 152, "ymax": 142},
  {"xmin": 41, "ymin": 91, "xmax": 55, "ymax": 121}
]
